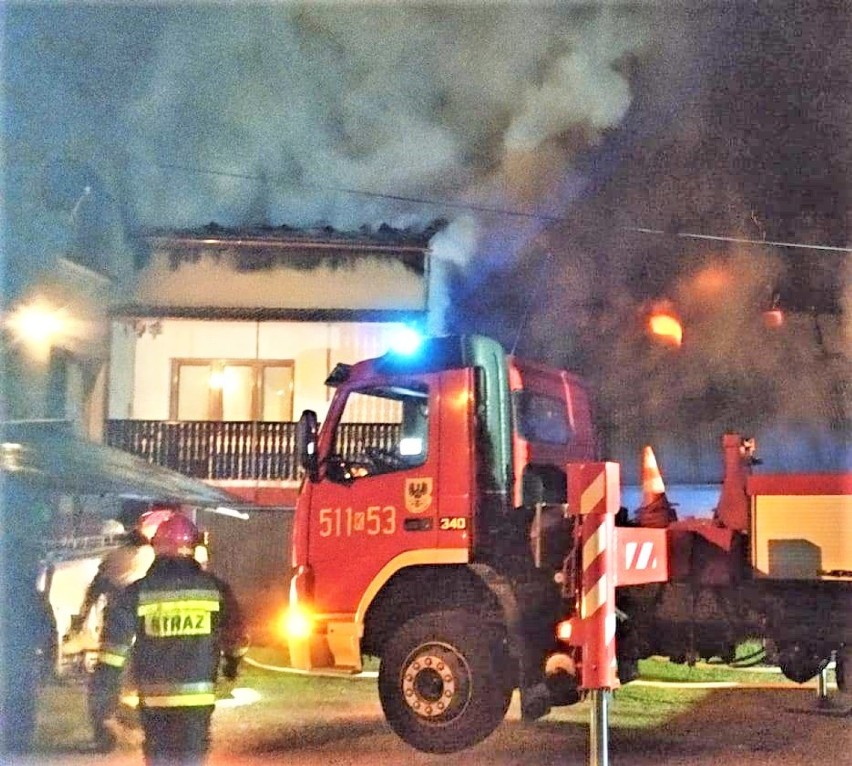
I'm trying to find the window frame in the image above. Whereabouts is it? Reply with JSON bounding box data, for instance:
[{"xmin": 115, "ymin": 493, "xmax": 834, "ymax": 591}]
[{"xmin": 169, "ymin": 358, "xmax": 295, "ymax": 421}]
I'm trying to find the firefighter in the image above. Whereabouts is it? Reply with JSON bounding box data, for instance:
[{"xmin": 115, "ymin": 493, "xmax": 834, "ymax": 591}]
[
  {"xmin": 88, "ymin": 514, "xmax": 247, "ymax": 764},
  {"xmin": 64, "ymin": 513, "xmax": 164, "ymax": 657},
  {"xmin": 77, "ymin": 521, "xmax": 155, "ymax": 621}
]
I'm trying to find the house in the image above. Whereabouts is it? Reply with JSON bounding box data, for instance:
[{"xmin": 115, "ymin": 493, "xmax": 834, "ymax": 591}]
[
  {"xmin": 100, "ymin": 222, "xmax": 439, "ymax": 635},
  {"xmin": 106, "ymin": 222, "xmax": 439, "ymax": 509}
]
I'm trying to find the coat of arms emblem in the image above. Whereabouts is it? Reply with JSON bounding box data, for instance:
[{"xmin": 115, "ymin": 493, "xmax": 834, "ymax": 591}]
[{"xmin": 405, "ymin": 478, "xmax": 433, "ymax": 514}]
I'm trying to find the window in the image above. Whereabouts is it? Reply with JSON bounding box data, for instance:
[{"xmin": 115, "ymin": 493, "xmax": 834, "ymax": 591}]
[
  {"xmin": 170, "ymin": 359, "xmax": 294, "ymax": 421},
  {"xmin": 513, "ymin": 390, "xmax": 573, "ymax": 445},
  {"xmin": 332, "ymin": 384, "xmax": 429, "ymax": 476}
]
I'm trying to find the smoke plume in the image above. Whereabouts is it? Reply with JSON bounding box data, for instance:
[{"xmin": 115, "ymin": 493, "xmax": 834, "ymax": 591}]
[{"xmin": 5, "ymin": 3, "xmax": 849, "ymax": 475}]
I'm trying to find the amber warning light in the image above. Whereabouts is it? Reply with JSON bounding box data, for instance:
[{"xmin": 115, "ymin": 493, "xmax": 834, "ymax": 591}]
[{"xmin": 762, "ymin": 308, "xmax": 784, "ymax": 328}]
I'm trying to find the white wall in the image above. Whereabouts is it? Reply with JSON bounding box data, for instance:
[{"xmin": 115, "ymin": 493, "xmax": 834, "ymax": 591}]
[
  {"xmin": 108, "ymin": 322, "xmax": 137, "ymax": 419},
  {"xmin": 134, "ymin": 252, "xmax": 426, "ymax": 311},
  {"xmin": 118, "ymin": 319, "xmax": 409, "ymax": 421}
]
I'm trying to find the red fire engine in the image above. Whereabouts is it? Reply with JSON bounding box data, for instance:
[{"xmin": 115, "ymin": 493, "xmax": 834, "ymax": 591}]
[{"xmin": 285, "ymin": 334, "xmax": 851, "ymax": 753}]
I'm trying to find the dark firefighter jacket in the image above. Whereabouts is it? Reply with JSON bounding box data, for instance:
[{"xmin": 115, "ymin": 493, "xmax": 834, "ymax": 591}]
[{"xmin": 91, "ymin": 556, "xmax": 247, "ymax": 713}]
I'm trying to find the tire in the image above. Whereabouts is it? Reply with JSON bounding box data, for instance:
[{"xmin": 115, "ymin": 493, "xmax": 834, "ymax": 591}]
[
  {"xmin": 378, "ymin": 610, "xmax": 513, "ymax": 754},
  {"xmin": 777, "ymin": 642, "xmax": 827, "ymax": 684}
]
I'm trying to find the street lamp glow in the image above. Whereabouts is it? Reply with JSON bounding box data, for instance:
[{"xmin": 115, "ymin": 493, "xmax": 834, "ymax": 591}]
[
  {"xmin": 648, "ymin": 313, "xmax": 683, "ymax": 346},
  {"xmin": 7, "ymin": 302, "xmax": 65, "ymax": 345}
]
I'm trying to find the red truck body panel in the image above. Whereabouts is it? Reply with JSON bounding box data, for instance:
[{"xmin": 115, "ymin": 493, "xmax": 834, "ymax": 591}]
[
  {"xmin": 507, "ymin": 357, "xmax": 597, "ymax": 507},
  {"xmin": 292, "ymin": 367, "xmax": 476, "ymax": 619}
]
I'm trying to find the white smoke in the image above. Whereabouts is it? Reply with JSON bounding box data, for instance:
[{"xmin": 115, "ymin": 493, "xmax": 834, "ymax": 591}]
[
  {"xmin": 116, "ymin": 4, "xmax": 648, "ymax": 325},
  {"xmin": 426, "ymin": 215, "xmax": 480, "ymax": 332}
]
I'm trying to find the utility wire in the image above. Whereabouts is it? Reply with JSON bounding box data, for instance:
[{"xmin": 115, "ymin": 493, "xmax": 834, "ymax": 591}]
[
  {"xmin": 151, "ymin": 161, "xmax": 558, "ymax": 222},
  {"xmin": 630, "ymin": 227, "xmax": 851, "ymax": 254},
  {"xmin": 150, "ymin": 160, "xmax": 852, "ymax": 253},
  {"xmin": 37, "ymin": 157, "xmax": 849, "ymax": 255}
]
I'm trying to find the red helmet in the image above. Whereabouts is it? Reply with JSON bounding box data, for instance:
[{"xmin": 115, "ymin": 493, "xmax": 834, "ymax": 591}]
[
  {"xmin": 137, "ymin": 507, "xmax": 177, "ymax": 542},
  {"xmin": 151, "ymin": 514, "xmax": 201, "ymax": 558}
]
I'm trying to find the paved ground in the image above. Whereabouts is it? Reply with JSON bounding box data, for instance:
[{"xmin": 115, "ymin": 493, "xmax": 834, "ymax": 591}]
[{"xmin": 17, "ymin": 677, "xmax": 851, "ymax": 766}]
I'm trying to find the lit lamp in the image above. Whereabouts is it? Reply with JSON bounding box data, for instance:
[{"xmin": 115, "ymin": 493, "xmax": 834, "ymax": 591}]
[
  {"xmin": 762, "ymin": 293, "xmax": 784, "ymax": 329},
  {"xmin": 5, "ymin": 300, "xmax": 67, "ymax": 360}
]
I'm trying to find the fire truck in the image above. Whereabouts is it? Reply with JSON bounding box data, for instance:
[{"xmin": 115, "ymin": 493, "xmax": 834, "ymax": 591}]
[{"xmin": 285, "ymin": 334, "xmax": 851, "ymax": 753}]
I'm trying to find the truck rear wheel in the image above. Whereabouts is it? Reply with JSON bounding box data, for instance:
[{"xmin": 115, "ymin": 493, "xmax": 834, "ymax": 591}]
[
  {"xmin": 378, "ymin": 610, "xmax": 513, "ymax": 754},
  {"xmin": 777, "ymin": 641, "xmax": 828, "ymax": 684}
]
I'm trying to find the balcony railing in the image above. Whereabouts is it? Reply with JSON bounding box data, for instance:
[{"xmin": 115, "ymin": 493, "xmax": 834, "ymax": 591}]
[{"xmin": 106, "ymin": 420, "xmax": 401, "ymax": 482}]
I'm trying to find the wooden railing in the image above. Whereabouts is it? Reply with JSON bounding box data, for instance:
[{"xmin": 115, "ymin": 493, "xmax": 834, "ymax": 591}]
[
  {"xmin": 106, "ymin": 420, "xmax": 298, "ymax": 480},
  {"xmin": 106, "ymin": 420, "xmax": 401, "ymax": 481}
]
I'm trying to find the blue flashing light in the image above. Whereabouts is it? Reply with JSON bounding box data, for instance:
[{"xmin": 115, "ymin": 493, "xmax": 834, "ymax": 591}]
[{"xmin": 388, "ymin": 327, "xmax": 424, "ymax": 356}]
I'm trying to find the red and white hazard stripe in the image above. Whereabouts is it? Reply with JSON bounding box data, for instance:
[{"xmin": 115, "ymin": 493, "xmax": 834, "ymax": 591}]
[{"xmin": 570, "ymin": 462, "xmax": 620, "ymax": 690}]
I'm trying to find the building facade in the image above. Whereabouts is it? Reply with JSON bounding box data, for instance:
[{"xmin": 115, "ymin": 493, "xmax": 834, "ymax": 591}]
[{"xmin": 105, "ymin": 224, "xmax": 435, "ymax": 507}]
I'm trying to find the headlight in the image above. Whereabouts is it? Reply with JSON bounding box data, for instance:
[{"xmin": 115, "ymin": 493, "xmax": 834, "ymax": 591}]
[
  {"xmin": 281, "ymin": 606, "xmax": 314, "ymax": 640},
  {"xmin": 284, "ymin": 565, "xmax": 315, "ymax": 640}
]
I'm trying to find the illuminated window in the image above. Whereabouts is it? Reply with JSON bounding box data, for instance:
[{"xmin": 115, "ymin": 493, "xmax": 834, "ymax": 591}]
[{"xmin": 171, "ymin": 359, "xmax": 294, "ymax": 421}]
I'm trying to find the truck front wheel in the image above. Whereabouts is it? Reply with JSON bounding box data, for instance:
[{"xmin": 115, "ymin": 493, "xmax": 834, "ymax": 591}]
[{"xmin": 378, "ymin": 610, "xmax": 513, "ymax": 754}]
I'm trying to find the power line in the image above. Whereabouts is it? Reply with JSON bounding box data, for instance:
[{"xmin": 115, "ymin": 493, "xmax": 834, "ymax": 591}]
[
  {"xmin": 36, "ymin": 157, "xmax": 850, "ymax": 255},
  {"xmin": 629, "ymin": 227, "xmax": 852, "ymax": 254},
  {"xmin": 152, "ymin": 160, "xmax": 851, "ymax": 253},
  {"xmin": 151, "ymin": 161, "xmax": 557, "ymax": 222}
]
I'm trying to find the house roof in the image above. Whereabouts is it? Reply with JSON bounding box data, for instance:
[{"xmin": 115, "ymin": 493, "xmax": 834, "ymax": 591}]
[
  {"xmin": 141, "ymin": 220, "xmax": 443, "ymax": 248},
  {"xmin": 138, "ymin": 221, "xmax": 442, "ymax": 275}
]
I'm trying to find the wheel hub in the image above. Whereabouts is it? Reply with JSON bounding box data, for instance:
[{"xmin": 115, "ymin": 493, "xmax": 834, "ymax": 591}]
[{"xmin": 401, "ymin": 651, "xmax": 458, "ymax": 718}]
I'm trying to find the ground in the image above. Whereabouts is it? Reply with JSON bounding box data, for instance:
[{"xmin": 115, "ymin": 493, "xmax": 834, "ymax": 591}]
[{"xmin": 18, "ymin": 654, "xmax": 851, "ymax": 766}]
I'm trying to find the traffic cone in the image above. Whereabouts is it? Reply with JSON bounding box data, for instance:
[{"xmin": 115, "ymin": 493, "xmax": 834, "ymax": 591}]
[
  {"xmin": 637, "ymin": 446, "xmax": 677, "ymax": 528},
  {"xmin": 640, "ymin": 446, "xmax": 666, "ymax": 506}
]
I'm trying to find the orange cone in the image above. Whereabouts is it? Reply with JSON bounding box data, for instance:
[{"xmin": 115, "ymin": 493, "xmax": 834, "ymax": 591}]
[
  {"xmin": 637, "ymin": 445, "xmax": 677, "ymax": 528},
  {"xmin": 640, "ymin": 446, "xmax": 666, "ymax": 506}
]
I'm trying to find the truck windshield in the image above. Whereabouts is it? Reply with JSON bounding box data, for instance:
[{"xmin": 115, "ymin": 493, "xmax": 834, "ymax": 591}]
[{"xmin": 331, "ymin": 384, "xmax": 429, "ymax": 476}]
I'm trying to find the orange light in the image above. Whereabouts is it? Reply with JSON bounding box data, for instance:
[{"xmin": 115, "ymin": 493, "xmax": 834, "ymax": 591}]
[
  {"xmin": 763, "ymin": 309, "xmax": 784, "ymax": 328},
  {"xmin": 648, "ymin": 312, "xmax": 683, "ymax": 347},
  {"xmin": 556, "ymin": 619, "xmax": 573, "ymax": 642},
  {"xmin": 692, "ymin": 264, "xmax": 731, "ymax": 296},
  {"xmin": 281, "ymin": 607, "xmax": 313, "ymax": 640}
]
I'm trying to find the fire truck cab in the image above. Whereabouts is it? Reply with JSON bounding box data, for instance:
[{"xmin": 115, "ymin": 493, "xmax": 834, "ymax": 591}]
[{"xmin": 287, "ymin": 334, "xmax": 597, "ymax": 752}]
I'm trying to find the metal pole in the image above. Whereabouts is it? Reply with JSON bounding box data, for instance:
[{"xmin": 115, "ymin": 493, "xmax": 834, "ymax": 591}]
[
  {"xmin": 817, "ymin": 665, "xmax": 828, "ymax": 701},
  {"xmin": 589, "ymin": 689, "xmax": 609, "ymax": 766},
  {"xmin": 817, "ymin": 654, "xmax": 833, "ymax": 706}
]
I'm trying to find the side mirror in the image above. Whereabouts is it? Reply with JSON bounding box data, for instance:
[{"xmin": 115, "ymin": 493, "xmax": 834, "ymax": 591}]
[{"xmin": 296, "ymin": 410, "xmax": 319, "ymax": 482}]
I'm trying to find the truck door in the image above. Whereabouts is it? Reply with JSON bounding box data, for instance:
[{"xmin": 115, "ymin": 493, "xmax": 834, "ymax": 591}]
[{"xmin": 306, "ymin": 374, "xmax": 444, "ymax": 618}]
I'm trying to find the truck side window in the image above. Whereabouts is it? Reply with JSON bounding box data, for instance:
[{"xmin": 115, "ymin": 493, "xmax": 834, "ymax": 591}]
[
  {"xmin": 513, "ymin": 390, "xmax": 573, "ymax": 445},
  {"xmin": 331, "ymin": 384, "xmax": 429, "ymax": 478}
]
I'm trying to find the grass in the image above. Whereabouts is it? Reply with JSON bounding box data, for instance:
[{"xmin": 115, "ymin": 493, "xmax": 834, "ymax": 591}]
[{"xmin": 31, "ymin": 642, "xmax": 814, "ymax": 756}]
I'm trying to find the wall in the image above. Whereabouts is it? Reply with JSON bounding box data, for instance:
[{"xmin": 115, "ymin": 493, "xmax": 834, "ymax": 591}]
[
  {"xmin": 203, "ymin": 508, "xmax": 293, "ymax": 643},
  {"xmin": 115, "ymin": 319, "xmax": 410, "ymax": 421},
  {"xmin": 134, "ymin": 251, "xmax": 426, "ymax": 311}
]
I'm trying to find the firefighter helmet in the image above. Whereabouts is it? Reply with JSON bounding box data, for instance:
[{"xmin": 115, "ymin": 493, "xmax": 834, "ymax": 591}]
[
  {"xmin": 151, "ymin": 514, "xmax": 201, "ymax": 558},
  {"xmin": 136, "ymin": 507, "xmax": 176, "ymax": 542}
]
